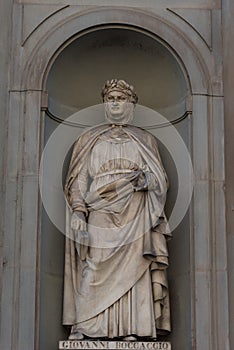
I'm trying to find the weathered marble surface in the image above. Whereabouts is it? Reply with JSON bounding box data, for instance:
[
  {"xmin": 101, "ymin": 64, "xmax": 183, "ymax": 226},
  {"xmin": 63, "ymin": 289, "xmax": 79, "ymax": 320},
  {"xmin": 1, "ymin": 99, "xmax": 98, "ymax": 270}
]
[{"xmin": 63, "ymin": 81, "xmax": 171, "ymax": 339}]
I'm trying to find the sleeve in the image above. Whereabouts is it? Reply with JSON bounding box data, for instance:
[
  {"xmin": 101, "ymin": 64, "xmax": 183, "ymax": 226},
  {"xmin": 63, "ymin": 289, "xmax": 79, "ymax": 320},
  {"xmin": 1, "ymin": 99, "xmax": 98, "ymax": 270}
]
[{"xmin": 69, "ymin": 159, "xmax": 89, "ymax": 217}]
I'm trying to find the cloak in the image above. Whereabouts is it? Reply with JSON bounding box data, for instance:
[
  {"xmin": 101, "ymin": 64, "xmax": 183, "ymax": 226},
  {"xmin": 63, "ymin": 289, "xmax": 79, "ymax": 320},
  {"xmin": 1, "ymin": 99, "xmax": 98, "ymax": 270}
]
[{"xmin": 63, "ymin": 124, "xmax": 171, "ymax": 335}]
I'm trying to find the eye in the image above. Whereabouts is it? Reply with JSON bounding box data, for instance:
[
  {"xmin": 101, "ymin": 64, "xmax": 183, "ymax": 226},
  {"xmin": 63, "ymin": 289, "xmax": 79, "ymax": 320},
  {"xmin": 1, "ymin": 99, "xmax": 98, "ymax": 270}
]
[
  {"xmin": 107, "ymin": 96, "xmax": 114, "ymax": 102},
  {"xmin": 119, "ymin": 95, "xmax": 127, "ymax": 101}
]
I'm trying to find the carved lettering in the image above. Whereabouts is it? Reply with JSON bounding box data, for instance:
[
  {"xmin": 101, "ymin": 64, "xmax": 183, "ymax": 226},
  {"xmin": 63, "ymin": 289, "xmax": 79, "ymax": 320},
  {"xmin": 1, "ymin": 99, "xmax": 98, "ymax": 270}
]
[{"xmin": 59, "ymin": 340, "xmax": 171, "ymax": 350}]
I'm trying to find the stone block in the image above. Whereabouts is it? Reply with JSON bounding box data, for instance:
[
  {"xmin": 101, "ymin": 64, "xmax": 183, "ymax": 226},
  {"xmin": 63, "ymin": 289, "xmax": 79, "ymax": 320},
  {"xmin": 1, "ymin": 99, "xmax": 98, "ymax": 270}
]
[{"xmin": 59, "ymin": 340, "xmax": 171, "ymax": 350}]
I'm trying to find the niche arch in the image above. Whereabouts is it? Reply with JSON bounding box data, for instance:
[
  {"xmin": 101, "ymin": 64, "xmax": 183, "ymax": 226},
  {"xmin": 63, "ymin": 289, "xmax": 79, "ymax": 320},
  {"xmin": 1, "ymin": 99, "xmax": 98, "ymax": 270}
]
[
  {"xmin": 12, "ymin": 6, "xmax": 225, "ymax": 350},
  {"xmin": 41, "ymin": 24, "xmax": 191, "ymax": 349}
]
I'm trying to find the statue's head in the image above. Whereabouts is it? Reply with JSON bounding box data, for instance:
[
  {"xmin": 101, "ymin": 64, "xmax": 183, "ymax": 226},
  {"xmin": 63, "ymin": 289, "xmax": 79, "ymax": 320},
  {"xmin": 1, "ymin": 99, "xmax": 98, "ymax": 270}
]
[
  {"xmin": 101, "ymin": 79, "xmax": 138, "ymax": 104},
  {"xmin": 101, "ymin": 79, "xmax": 138, "ymax": 125}
]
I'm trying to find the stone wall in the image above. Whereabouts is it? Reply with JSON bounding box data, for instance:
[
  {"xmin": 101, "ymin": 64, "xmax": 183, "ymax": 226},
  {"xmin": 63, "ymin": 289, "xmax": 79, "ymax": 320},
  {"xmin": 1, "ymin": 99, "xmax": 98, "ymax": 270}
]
[
  {"xmin": 0, "ymin": 1, "xmax": 232, "ymax": 349},
  {"xmin": 222, "ymin": 1, "xmax": 234, "ymax": 350}
]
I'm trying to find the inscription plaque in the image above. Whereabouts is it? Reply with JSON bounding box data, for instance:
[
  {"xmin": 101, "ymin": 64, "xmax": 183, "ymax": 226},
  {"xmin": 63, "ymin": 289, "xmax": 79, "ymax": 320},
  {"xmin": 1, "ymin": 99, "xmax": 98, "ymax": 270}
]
[{"xmin": 59, "ymin": 340, "xmax": 171, "ymax": 350}]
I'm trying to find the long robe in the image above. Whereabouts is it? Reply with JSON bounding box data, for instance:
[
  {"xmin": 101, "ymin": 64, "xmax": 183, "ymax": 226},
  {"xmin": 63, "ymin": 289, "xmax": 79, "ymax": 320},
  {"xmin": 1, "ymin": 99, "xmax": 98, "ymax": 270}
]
[{"xmin": 63, "ymin": 124, "xmax": 171, "ymax": 338}]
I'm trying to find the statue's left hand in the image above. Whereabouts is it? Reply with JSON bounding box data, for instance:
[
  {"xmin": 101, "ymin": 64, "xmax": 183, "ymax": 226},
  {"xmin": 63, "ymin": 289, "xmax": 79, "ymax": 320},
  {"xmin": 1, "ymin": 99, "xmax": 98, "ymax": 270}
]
[
  {"xmin": 133, "ymin": 171, "xmax": 148, "ymax": 192},
  {"xmin": 133, "ymin": 169, "xmax": 159, "ymax": 192}
]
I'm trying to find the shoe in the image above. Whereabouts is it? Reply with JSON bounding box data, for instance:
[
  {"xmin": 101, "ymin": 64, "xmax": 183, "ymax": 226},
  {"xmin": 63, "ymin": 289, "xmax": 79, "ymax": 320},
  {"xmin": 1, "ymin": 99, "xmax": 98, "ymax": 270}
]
[
  {"xmin": 69, "ymin": 332, "xmax": 84, "ymax": 340},
  {"xmin": 123, "ymin": 336, "xmax": 137, "ymax": 341}
]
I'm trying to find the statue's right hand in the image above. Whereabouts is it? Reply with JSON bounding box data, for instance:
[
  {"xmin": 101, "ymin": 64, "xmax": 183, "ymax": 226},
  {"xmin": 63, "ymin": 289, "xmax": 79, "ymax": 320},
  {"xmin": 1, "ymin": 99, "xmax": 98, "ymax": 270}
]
[
  {"xmin": 71, "ymin": 211, "xmax": 87, "ymax": 231},
  {"xmin": 71, "ymin": 211, "xmax": 88, "ymax": 261}
]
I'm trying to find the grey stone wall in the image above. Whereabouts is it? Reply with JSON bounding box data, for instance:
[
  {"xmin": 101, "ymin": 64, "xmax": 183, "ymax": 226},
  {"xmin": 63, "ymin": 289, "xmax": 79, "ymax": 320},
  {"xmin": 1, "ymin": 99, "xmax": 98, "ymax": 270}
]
[
  {"xmin": 0, "ymin": 1, "xmax": 232, "ymax": 349},
  {"xmin": 222, "ymin": 1, "xmax": 234, "ymax": 349},
  {"xmin": 0, "ymin": 1, "xmax": 14, "ymax": 349}
]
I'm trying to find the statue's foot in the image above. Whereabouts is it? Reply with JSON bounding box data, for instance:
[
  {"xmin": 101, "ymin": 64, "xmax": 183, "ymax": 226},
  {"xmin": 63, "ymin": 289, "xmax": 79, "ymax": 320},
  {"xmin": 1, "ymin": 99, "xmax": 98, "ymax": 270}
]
[
  {"xmin": 69, "ymin": 332, "xmax": 84, "ymax": 340},
  {"xmin": 123, "ymin": 336, "xmax": 137, "ymax": 341}
]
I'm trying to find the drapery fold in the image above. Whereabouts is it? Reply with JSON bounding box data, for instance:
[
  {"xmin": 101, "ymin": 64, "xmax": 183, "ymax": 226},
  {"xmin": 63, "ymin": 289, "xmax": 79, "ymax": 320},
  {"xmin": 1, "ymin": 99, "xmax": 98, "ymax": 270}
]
[{"xmin": 63, "ymin": 124, "xmax": 171, "ymax": 337}]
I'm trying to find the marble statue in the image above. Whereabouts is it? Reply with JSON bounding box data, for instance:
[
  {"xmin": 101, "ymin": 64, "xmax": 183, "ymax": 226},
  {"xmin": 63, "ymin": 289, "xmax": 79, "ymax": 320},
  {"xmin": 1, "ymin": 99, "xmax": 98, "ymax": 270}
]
[{"xmin": 63, "ymin": 79, "xmax": 171, "ymax": 341}]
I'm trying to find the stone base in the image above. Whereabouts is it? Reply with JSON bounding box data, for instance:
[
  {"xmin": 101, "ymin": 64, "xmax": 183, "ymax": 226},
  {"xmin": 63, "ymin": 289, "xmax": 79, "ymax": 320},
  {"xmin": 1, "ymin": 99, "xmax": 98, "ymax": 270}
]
[{"xmin": 59, "ymin": 340, "xmax": 171, "ymax": 350}]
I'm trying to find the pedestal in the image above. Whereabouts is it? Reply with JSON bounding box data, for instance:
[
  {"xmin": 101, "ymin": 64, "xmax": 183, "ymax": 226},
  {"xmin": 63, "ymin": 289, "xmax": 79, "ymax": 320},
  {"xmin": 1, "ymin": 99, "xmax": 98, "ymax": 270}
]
[{"xmin": 59, "ymin": 340, "xmax": 171, "ymax": 350}]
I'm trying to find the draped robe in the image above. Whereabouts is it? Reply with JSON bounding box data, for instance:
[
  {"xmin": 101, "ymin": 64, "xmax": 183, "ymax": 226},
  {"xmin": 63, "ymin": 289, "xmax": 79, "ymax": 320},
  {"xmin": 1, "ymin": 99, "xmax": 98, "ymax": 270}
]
[{"xmin": 63, "ymin": 124, "xmax": 171, "ymax": 338}]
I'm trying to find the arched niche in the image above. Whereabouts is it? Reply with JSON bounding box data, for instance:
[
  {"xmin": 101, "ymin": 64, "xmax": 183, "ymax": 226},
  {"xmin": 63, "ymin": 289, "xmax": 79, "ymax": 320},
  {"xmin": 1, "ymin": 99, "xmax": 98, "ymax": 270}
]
[
  {"xmin": 6, "ymin": 6, "xmax": 226, "ymax": 350},
  {"xmin": 40, "ymin": 25, "xmax": 191, "ymax": 350}
]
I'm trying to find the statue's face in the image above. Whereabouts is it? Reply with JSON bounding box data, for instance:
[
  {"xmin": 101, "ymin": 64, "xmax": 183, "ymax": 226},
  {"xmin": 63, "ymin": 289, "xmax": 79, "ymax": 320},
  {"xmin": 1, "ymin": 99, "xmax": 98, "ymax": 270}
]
[{"xmin": 105, "ymin": 90, "xmax": 130, "ymax": 121}]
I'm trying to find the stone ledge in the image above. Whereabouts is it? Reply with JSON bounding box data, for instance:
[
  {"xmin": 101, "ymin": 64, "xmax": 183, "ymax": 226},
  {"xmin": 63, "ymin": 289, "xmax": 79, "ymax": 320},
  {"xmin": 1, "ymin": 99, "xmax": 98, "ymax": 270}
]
[{"xmin": 59, "ymin": 340, "xmax": 171, "ymax": 350}]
